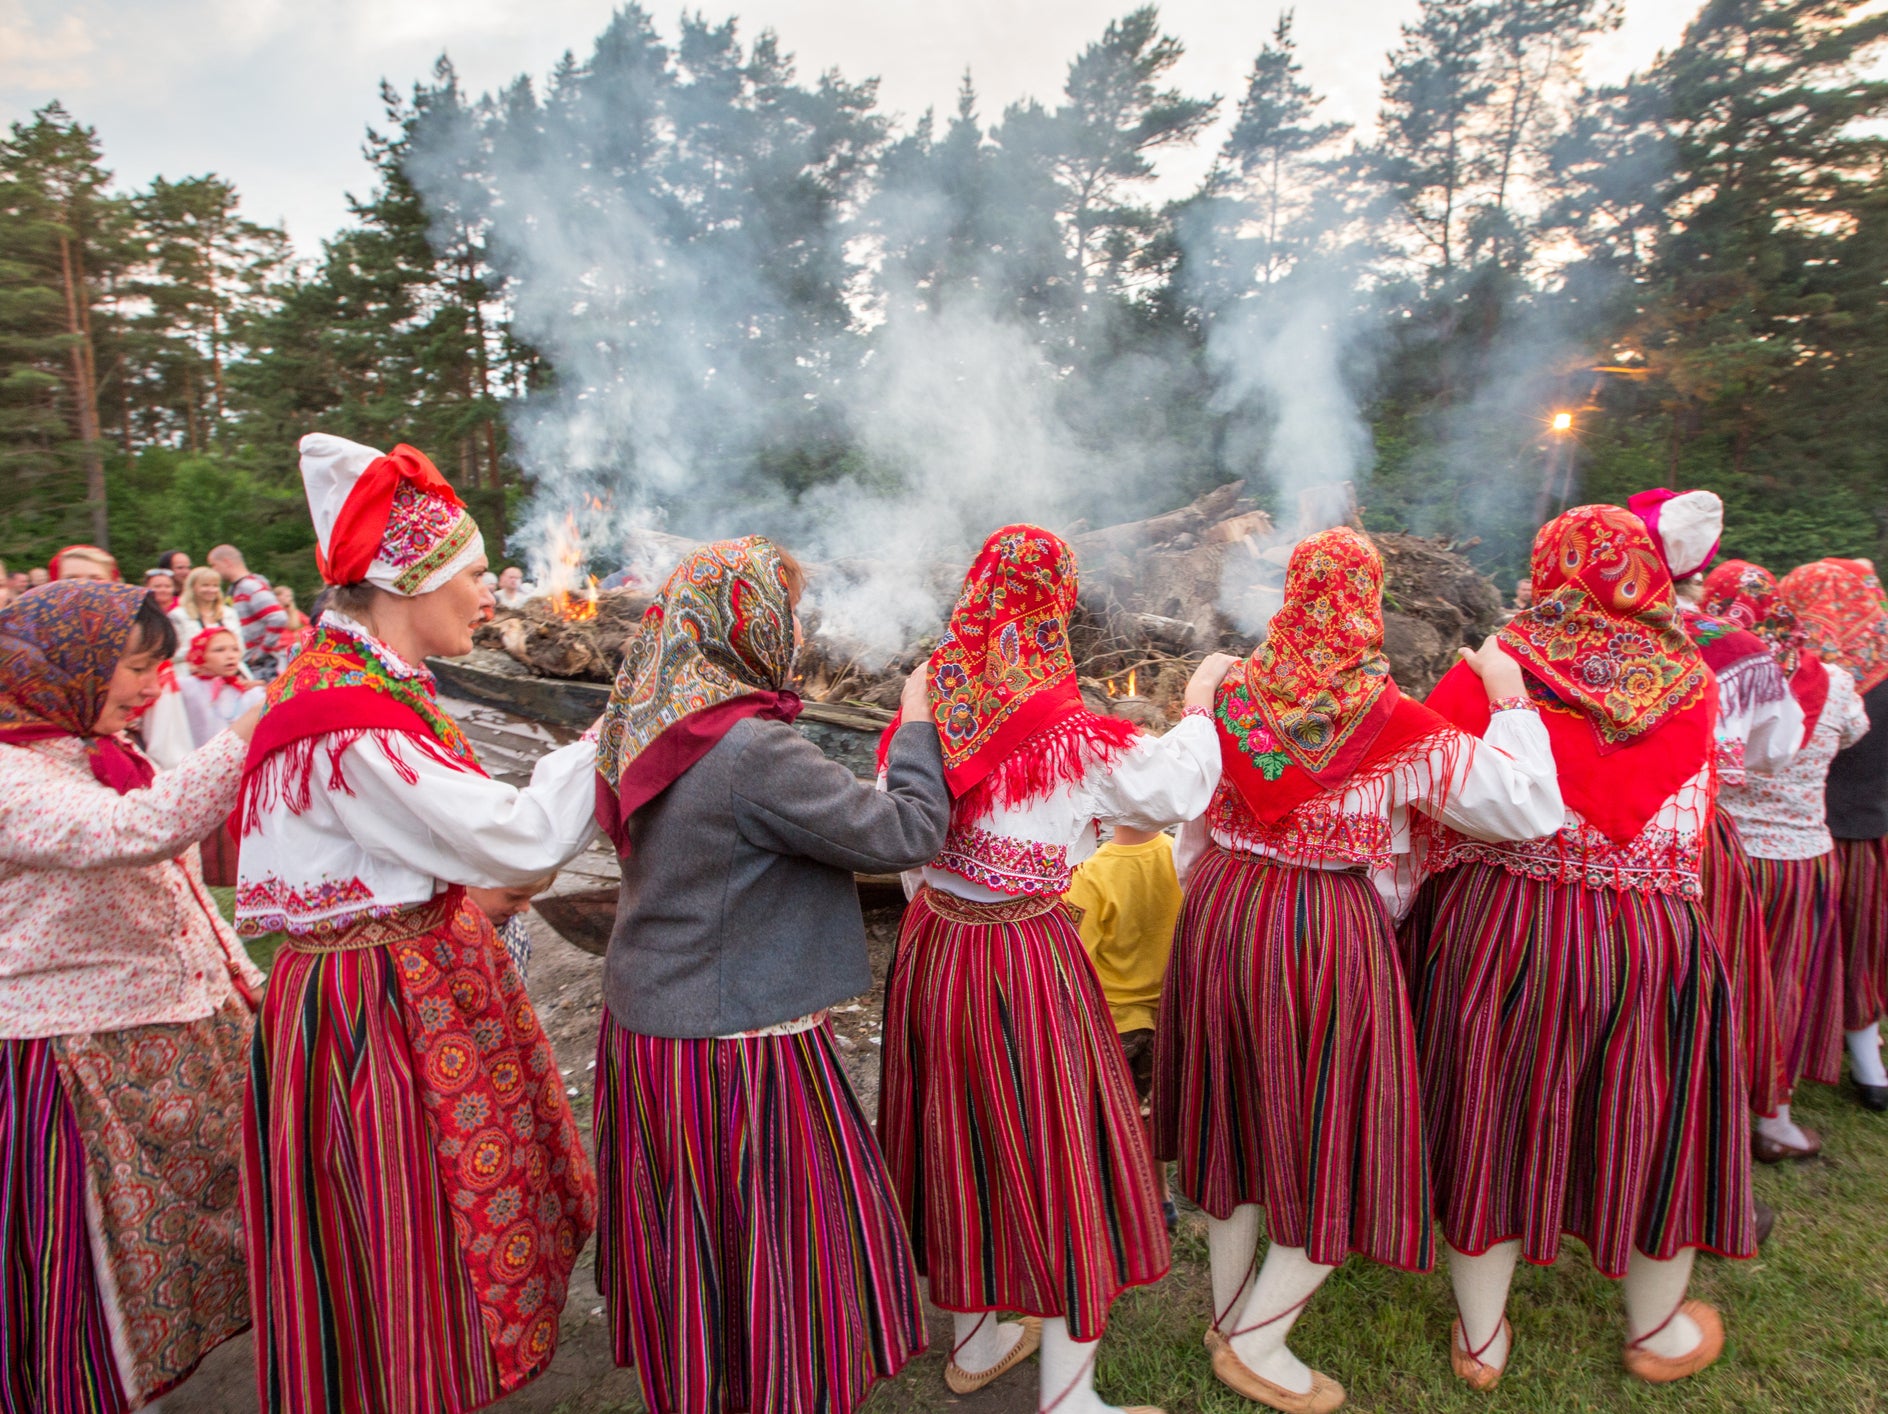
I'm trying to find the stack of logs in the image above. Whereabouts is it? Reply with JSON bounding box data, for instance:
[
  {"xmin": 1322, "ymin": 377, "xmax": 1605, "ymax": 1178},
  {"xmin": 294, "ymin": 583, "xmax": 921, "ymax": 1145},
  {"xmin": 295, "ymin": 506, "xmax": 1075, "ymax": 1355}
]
[{"xmin": 473, "ymin": 481, "xmax": 1506, "ymax": 712}]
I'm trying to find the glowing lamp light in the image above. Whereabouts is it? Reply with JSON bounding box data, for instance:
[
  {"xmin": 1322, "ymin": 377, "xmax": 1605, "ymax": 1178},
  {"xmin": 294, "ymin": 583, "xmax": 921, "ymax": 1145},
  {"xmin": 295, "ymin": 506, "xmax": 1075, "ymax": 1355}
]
[{"xmin": 1550, "ymin": 411, "xmax": 1574, "ymax": 433}]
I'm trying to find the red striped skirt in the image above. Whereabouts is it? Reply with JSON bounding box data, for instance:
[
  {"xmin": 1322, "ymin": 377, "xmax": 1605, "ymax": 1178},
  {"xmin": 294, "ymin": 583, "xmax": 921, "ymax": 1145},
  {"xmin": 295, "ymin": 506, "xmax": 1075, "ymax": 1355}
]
[
  {"xmin": 594, "ymin": 1012, "xmax": 925, "ymax": 1414},
  {"xmin": 1, "ymin": 1038, "xmax": 128, "ymax": 1414},
  {"xmin": 243, "ymin": 893, "xmax": 596, "ymax": 1414},
  {"xmin": 1151, "ymin": 846, "xmax": 1431, "ymax": 1272},
  {"xmin": 1408, "ymin": 864, "xmax": 1753, "ymax": 1278},
  {"xmin": 1836, "ymin": 836, "xmax": 1888, "ymax": 1031},
  {"xmin": 1747, "ymin": 852, "xmax": 1845, "ymax": 1091},
  {"xmin": 2, "ymin": 996, "xmax": 255, "ymax": 1414},
  {"xmin": 877, "ymin": 888, "xmax": 1169, "ymax": 1340},
  {"xmin": 1700, "ymin": 813, "xmax": 1784, "ymax": 1115}
]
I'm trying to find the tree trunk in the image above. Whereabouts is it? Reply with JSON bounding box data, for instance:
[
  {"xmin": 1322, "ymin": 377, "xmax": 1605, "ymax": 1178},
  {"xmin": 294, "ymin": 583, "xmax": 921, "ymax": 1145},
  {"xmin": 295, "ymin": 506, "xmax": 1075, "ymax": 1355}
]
[{"xmin": 56, "ymin": 233, "xmax": 108, "ymax": 545}]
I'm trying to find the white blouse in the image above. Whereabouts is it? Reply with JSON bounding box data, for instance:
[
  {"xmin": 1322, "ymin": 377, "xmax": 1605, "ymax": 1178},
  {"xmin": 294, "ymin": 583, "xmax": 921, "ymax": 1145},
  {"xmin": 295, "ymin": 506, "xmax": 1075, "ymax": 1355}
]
[
  {"xmin": 1711, "ymin": 645, "xmax": 1804, "ymax": 786},
  {"xmin": 1180, "ymin": 708, "xmax": 1563, "ymax": 915},
  {"xmin": 1720, "ymin": 661, "xmax": 1870, "ymax": 861},
  {"xmin": 234, "ymin": 615, "xmax": 600, "ymax": 937},
  {"xmin": 920, "ymin": 712, "xmax": 1222, "ymax": 901}
]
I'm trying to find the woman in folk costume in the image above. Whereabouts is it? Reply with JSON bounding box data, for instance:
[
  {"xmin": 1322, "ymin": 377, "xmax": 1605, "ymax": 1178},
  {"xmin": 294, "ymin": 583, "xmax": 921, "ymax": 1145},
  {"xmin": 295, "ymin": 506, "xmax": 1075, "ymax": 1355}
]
[
  {"xmin": 1706, "ymin": 559, "xmax": 1869, "ymax": 1162},
  {"xmin": 590, "ymin": 537, "xmax": 948, "ymax": 1414},
  {"xmin": 1633, "ymin": 493, "xmax": 1801, "ymax": 1163},
  {"xmin": 1411, "ymin": 505, "xmax": 1752, "ymax": 1389},
  {"xmin": 1781, "ymin": 559, "xmax": 1888, "ymax": 1111},
  {"xmin": 1153, "ymin": 528, "xmax": 1562, "ymax": 1414},
  {"xmin": 877, "ymin": 525, "xmax": 1233, "ymax": 1414},
  {"xmin": 0, "ymin": 582, "xmax": 261, "ymax": 1413},
  {"xmin": 237, "ymin": 434, "xmax": 600, "ymax": 1414}
]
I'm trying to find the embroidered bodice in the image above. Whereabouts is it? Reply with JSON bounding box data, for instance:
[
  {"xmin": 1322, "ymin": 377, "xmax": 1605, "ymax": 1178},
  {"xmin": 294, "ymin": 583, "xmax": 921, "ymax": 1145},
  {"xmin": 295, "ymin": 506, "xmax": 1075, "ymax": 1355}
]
[
  {"xmin": 1720, "ymin": 661, "xmax": 1869, "ymax": 860},
  {"xmin": 920, "ymin": 713, "xmax": 1220, "ymax": 900},
  {"xmin": 1183, "ymin": 708, "xmax": 1561, "ymax": 914},
  {"xmin": 234, "ymin": 613, "xmax": 600, "ymax": 936}
]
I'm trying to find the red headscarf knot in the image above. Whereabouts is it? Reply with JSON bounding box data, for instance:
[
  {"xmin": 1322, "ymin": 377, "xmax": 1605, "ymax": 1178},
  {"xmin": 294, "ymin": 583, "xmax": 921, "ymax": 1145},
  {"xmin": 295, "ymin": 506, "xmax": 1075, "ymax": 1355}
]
[{"xmin": 315, "ymin": 444, "xmax": 464, "ymax": 586}]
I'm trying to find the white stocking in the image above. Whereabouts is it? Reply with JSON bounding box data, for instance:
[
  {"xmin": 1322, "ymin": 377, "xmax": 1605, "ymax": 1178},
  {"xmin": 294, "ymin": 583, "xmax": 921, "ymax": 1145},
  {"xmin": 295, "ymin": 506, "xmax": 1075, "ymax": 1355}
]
[
  {"xmin": 951, "ymin": 1310, "xmax": 1029, "ymax": 1376},
  {"xmin": 1038, "ymin": 1317, "xmax": 1114, "ymax": 1414},
  {"xmin": 1224, "ymin": 1243, "xmax": 1336, "ymax": 1395},
  {"xmin": 1445, "ymin": 1240, "xmax": 1519, "ymax": 1371},
  {"xmin": 1755, "ymin": 1101, "xmax": 1811, "ymax": 1149},
  {"xmin": 1622, "ymin": 1249, "xmax": 1702, "ymax": 1361},
  {"xmin": 1847, "ymin": 1023, "xmax": 1888, "ymax": 1087},
  {"xmin": 1205, "ymin": 1205, "xmax": 1262, "ymax": 1333}
]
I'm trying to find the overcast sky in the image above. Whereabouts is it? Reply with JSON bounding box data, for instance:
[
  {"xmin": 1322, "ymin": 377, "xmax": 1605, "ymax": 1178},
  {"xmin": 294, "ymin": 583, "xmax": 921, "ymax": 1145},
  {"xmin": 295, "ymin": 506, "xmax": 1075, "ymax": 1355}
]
[{"xmin": 3, "ymin": 0, "xmax": 1703, "ymax": 257}]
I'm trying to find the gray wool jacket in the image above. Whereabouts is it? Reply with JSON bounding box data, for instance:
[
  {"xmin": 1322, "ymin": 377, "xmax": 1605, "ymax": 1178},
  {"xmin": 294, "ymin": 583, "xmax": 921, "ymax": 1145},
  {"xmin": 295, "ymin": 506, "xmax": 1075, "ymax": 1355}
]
[{"xmin": 603, "ymin": 717, "xmax": 950, "ymax": 1037}]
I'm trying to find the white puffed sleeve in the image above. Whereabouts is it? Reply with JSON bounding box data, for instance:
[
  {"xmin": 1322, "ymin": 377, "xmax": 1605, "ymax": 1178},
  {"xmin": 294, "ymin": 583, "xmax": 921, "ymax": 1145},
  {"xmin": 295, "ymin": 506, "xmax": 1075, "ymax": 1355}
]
[
  {"xmin": 1744, "ymin": 692, "xmax": 1805, "ymax": 777},
  {"xmin": 1085, "ymin": 713, "xmax": 1223, "ymax": 830},
  {"xmin": 1417, "ymin": 710, "xmax": 1564, "ymax": 843},
  {"xmin": 327, "ymin": 734, "xmax": 600, "ymax": 888}
]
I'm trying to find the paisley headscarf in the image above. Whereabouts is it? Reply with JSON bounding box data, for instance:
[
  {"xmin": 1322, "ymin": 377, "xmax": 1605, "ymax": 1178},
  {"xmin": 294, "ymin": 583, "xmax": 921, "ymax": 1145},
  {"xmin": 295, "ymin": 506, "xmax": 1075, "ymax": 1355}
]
[
  {"xmin": 1499, "ymin": 504, "xmax": 1708, "ymax": 748},
  {"xmin": 1216, "ymin": 527, "xmax": 1454, "ymax": 825},
  {"xmin": 1703, "ymin": 558, "xmax": 1827, "ymax": 740},
  {"xmin": 1780, "ymin": 558, "xmax": 1888, "ymax": 696},
  {"xmin": 0, "ymin": 581, "xmax": 157, "ymax": 793},
  {"xmin": 921, "ymin": 524, "xmax": 1134, "ymax": 815},
  {"xmin": 594, "ymin": 537, "xmax": 803, "ymax": 853}
]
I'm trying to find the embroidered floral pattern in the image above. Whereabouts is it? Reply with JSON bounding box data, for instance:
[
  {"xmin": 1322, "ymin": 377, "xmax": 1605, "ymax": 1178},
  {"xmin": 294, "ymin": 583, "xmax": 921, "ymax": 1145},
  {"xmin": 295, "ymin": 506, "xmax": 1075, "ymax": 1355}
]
[
  {"xmin": 1240, "ymin": 527, "xmax": 1392, "ymax": 772},
  {"xmin": 263, "ymin": 619, "xmax": 478, "ymax": 769},
  {"xmin": 929, "ymin": 526, "xmax": 1080, "ymax": 773},
  {"xmin": 1205, "ymin": 778, "xmax": 1398, "ymax": 870},
  {"xmin": 1721, "ymin": 667, "xmax": 1870, "ymax": 860},
  {"xmin": 381, "ymin": 479, "xmax": 477, "ymax": 593},
  {"xmin": 233, "ymin": 874, "xmax": 377, "ymax": 935},
  {"xmin": 1216, "ymin": 677, "xmax": 1295, "ymax": 781},
  {"xmin": 1445, "ymin": 824, "xmax": 1705, "ymax": 899},
  {"xmin": 1500, "ymin": 505, "xmax": 1706, "ymax": 745},
  {"xmin": 933, "ymin": 822, "xmax": 1074, "ymax": 895}
]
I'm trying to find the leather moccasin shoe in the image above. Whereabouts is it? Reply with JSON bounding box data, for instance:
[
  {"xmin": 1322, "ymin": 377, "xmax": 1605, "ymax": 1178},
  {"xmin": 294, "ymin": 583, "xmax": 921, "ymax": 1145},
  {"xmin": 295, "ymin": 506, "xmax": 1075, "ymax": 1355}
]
[
  {"xmin": 944, "ymin": 1317, "xmax": 1041, "ymax": 1395},
  {"xmin": 1449, "ymin": 1317, "xmax": 1511, "ymax": 1391},
  {"xmin": 1623, "ymin": 1301, "xmax": 1724, "ymax": 1385},
  {"xmin": 1751, "ymin": 1126, "xmax": 1822, "ymax": 1163},
  {"xmin": 1209, "ymin": 1342, "xmax": 1345, "ymax": 1413}
]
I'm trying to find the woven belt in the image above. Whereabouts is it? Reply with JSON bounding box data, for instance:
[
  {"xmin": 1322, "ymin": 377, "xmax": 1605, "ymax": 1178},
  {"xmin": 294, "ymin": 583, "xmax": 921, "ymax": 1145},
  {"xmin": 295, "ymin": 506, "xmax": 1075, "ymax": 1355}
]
[
  {"xmin": 283, "ymin": 893, "xmax": 455, "ymax": 954},
  {"xmin": 919, "ymin": 885, "xmax": 1065, "ymax": 926}
]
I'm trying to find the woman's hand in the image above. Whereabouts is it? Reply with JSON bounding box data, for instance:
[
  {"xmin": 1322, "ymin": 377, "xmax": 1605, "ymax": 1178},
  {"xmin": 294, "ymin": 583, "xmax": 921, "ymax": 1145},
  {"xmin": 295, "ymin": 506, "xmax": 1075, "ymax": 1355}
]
[
  {"xmin": 230, "ymin": 707, "xmax": 263, "ymax": 742},
  {"xmin": 1458, "ymin": 636, "xmax": 1525, "ymax": 701},
  {"xmin": 899, "ymin": 666, "xmax": 933, "ymax": 724},
  {"xmin": 1183, "ymin": 653, "xmax": 1242, "ymax": 712}
]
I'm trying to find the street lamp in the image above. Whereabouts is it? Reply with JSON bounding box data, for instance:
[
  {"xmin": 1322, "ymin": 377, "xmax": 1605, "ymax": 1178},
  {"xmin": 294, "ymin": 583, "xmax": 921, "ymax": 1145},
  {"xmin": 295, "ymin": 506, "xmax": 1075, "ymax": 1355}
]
[
  {"xmin": 1536, "ymin": 410, "xmax": 1580, "ymax": 522},
  {"xmin": 1551, "ymin": 410, "xmax": 1574, "ymax": 433}
]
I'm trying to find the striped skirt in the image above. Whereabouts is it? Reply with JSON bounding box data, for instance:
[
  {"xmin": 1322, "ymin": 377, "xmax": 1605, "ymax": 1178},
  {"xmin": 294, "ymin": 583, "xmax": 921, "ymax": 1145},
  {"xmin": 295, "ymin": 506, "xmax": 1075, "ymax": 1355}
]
[
  {"xmin": 1836, "ymin": 836, "xmax": 1888, "ymax": 1031},
  {"xmin": 1747, "ymin": 852, "xmax": 1845, "ymax": 1091},
  {"xmin": 2, "ymin": 995, "xmax": 254, "ymax": 1414},
  {"xmin": 1700, "ymin": 813, "xmax": 1784, "ymax": 1115},
  {"xmin": 244, "ymin": 894, "xmax": 596, "ymax": 1414},
  {"xmin": 1152, "ymin": 846, "xmax": 1431, "ymax": 1272},
  {"xmin": 877, "ymin": 888, "xmax": 1169, "ymax": 1340},
  {"xmin": 1409, "ymin": 864, "xmax": 1753, "ymax": 1278},
  {"xmin": 594, "ymin": 1013, "xmax": 925, "ymax": 1414}
]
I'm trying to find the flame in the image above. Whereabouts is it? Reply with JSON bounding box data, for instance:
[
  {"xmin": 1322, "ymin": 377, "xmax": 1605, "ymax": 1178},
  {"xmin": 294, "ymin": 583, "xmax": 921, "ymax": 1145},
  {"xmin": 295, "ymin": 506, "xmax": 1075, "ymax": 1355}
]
[
  {"xmin": 545, "ymin": 514, "xmax": 599, "ymax": 621},
  {"xmin": 1103, "ymin": 668, "xmax": 1139, "ymax": 698}
]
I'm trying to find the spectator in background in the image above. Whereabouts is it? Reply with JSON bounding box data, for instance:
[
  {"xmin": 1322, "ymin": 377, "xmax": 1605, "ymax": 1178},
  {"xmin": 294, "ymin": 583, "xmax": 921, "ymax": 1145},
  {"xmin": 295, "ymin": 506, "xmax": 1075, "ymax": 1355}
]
[
  {"xmin": 206, "ymin": 544, "xmax": 288, "ymax": 681},
  {"xmin": 49, "ymin": 545, "xmax": 120, "ymax": 582},
  {"xmin": 171, "ymin": 567, "xmax": 245, "ymax": 662},
  {"xmin": 26, "ymin": 568, "xmax": 49, "ymax": 589},
  {"xmin": 159, "ymin": 550, "xmax": 192, "ymax": 579},
  {"xmin": 495, "ymin": 564, "xmax": 535, "ymax": 609},
  {"xmin": 0, "ymin": 563, "xmax": 12, "ymax": 611},
  {"xmin": 145, "ymin": 569, "xmax": 179, "ymax": 615},
  {"xmin": 6, "ymin": 571, "xmax": 26, "ymax": 599},
  {"xmin": 274, "ymin": 584, "xmax": 309, "ymax": 635}
]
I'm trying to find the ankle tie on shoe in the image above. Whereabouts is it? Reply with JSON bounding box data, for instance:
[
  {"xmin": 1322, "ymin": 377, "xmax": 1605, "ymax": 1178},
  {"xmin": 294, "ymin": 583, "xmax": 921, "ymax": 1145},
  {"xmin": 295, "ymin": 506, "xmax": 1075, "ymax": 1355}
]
[
  {"xmin": 1226, "ymin": 1292, "xmax": 1315, "ymax": 1340},
  {"xmin": 1453, "ymin": 1301, "xmax": 1506, "ymax": 1361},
  {"xmin": 952, "ymin": 1313, "xmax": 990, "ymax": 1363},
  {"xmin": 1039, "ymin": 1344, "xmax": 1099, "ymax": 1414},
  {"xmin": 1625, "ymin": 1298, "xmax": 1686, "ymax": 1352}
]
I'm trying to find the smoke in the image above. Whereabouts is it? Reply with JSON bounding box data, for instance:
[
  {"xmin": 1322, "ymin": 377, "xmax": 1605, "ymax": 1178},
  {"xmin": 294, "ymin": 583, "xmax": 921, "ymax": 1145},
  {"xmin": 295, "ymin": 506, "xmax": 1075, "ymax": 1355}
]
[{"xmin": 401, "ymin": 16, "xmax": 1379, "ymax": 662}]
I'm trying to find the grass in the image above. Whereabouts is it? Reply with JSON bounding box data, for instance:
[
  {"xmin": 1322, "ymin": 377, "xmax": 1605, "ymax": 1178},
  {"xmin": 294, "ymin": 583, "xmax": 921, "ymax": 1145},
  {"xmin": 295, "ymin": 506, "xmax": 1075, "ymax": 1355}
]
[{"xmin": 208, "ymin": 884, "xmax": 284, "ymax": 973}]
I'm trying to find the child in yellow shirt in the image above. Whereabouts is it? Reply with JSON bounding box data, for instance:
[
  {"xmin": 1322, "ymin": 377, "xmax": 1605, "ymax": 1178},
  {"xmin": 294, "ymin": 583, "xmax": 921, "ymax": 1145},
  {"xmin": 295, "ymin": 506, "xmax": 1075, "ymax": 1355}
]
[{"xmin": 1064, "ymin": 817, "xmax": 1184, "ymax": 1226}]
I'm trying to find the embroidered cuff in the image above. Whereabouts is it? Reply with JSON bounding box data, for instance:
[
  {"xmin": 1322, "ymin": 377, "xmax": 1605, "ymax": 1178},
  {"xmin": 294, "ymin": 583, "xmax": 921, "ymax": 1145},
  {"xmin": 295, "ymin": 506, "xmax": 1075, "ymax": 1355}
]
[
  {"xmin": 1182, "ymin": 705, "xmax": 1213, "ymax": 722},
  {"xmin": 1489, "ymin": 695, "xmax": 1539, "ymax": 715}
]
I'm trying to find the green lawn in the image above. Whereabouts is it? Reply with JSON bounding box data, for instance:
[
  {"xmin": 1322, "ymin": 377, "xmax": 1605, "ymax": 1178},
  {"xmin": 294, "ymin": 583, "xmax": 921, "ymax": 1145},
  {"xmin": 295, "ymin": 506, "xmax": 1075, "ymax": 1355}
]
[
  {"xmin": 208, "ymin": 885, "xmax": 284, "ymax": 973},
  {"xmin": 1093, "ymin": 1081, "xmax": 1888, "ymax": 1414}
]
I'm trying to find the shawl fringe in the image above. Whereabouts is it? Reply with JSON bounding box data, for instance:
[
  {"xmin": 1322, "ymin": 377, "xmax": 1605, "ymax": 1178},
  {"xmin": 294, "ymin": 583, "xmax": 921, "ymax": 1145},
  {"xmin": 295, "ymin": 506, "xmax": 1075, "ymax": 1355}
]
[
  {"xmin": 1714, "ymin": 653, "xmax": 1788, "ymax": 720},
  {"xmin": 239, "ymin": 728, "xmax": 471, "ymax": 836},
  {"xmin": 950, "ymin": 711, "xmax": 1139, "ymax": 826}
]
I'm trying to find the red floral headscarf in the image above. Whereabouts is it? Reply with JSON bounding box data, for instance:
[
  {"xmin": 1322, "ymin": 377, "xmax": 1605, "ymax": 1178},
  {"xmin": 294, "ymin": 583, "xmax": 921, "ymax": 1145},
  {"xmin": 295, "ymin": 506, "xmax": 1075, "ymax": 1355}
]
[
  {"xmin": 1703, "ymin": 558, "xmax": 1827, "ymax": 739},
  {"xmin": 0, "ymin": 581, "xmax": 156, "ymax": 793},
  {"xmin": 1781, "ymin": 558, "xmax": 1888, "ymax": 695},
  {"xmin": 1499, "ymin": 504, "xmax": 1707, "ymax": 748},
  {"xmin": 187, "ymin": 626, "xmax": 240, "ymax": 674},
  {"xmin": 593, "ymin": 537, "xmax": 803, "ymax": 854},
  {"xmin": 1217, "ymin": 527, "xmax": 1454, "ymax": 825},
  {"xmin": 925, "ymin": 525, "xmax": 1134, "ymax": 814}
]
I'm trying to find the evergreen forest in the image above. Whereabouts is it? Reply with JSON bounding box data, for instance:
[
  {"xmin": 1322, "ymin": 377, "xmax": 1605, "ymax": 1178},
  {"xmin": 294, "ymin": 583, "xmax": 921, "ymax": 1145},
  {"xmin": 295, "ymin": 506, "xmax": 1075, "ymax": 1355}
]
[{"xmin": 4, "ymin": 0, "xmax": 1885, "ymax": 591}]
